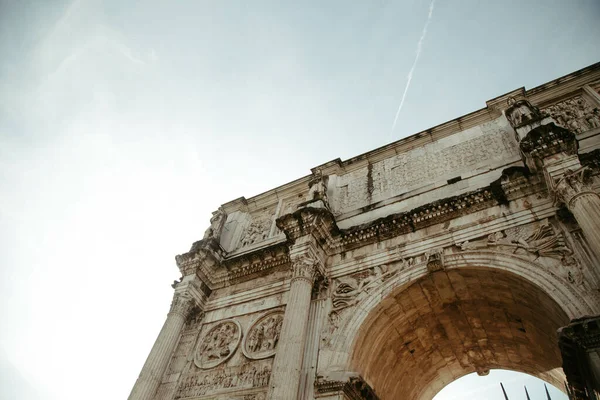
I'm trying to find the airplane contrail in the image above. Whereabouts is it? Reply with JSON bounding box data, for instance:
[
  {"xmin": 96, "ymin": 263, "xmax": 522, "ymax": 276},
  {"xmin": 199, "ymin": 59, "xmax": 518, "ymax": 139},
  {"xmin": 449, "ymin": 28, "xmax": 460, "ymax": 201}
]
[{"xmin": 390, "ymin": 0, "xmax": 436, "ymax": 138}]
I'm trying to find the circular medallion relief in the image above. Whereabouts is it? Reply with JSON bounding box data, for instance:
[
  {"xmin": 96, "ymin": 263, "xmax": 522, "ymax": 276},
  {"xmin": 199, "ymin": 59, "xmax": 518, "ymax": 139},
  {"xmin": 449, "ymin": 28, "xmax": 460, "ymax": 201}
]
[
  {"xmin": 242, "ymin": 311, "xmax": 284, "ymax": 360},
  {"xmin": 195, "ymin": 319, "xmax": 242, "ymax": 369}
]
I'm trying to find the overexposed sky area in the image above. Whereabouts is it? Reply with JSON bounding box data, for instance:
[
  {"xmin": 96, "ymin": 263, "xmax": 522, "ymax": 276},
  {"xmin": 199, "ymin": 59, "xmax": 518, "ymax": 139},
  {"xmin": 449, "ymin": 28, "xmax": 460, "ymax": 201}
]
[{"xmin": 1, "ymin": 1, "xmax": 599, "ymax": 399}]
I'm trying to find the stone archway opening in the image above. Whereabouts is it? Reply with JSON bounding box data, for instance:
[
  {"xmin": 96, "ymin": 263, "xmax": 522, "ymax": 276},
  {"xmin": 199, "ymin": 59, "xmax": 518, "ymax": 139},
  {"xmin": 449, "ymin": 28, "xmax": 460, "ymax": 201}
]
[{"xmin": 349, "ymin": 268, "xmax": 570, "ymax": 400}]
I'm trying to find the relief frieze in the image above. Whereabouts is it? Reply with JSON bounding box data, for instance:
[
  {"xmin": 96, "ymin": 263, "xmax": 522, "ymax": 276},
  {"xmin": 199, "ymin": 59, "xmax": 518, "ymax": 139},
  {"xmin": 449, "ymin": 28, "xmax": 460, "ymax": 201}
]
[
  {"xmin": 175, "ymin": 360, "xmax": 271, "ymax": 399},
  {"xmin": 542, "ymin": 96, "xmax": 600, "ymax": 133},
  {"xmin": 237, "ymin": 210, "xmax": 275, "ymax": 250}
]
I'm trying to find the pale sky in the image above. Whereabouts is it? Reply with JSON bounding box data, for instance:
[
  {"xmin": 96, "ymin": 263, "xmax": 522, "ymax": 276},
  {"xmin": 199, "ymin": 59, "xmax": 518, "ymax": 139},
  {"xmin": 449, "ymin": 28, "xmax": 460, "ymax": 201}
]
[{"xmin": 1, "ymin": 1, "xmax": 599, "ymax": 399}]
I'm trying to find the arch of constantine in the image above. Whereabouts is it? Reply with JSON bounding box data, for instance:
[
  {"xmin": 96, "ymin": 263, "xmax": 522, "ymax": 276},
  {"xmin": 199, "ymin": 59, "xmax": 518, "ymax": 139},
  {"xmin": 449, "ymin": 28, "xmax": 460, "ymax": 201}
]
[{"xmin": 130, "ymin": 63, "xmax": 600, "ymax": 400}]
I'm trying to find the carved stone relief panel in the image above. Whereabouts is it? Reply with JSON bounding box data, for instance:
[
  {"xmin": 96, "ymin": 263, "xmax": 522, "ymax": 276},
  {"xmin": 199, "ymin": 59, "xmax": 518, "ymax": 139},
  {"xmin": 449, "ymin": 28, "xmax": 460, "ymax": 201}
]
[
  {"xmin": 458, "ymin": 221, "xmax": 584, "ymax": 286},
  {"xmin": 195, "ymin": 320, "xmax": 242, "ymax": 369},
  {"xmin": 175, "ymin": 359, "xmax": 272, "ymax": 399},
  {"xmin": 242, "ymin": 311, "xmax": 284, "ymax": 360},
  {"xmin": 322, "ymin": 257, "xmax": 419, "ymax": 348},
  {"xmin": 332, "ymin": 119, "xmax": 520, "ymax": 215},
  {"xmin": 542, "ymin": 96, "xmax": 600, "ymax": 134},
  {"xmin": 237, "ymin": 209, "xmax": 276, "ymax": 250}
]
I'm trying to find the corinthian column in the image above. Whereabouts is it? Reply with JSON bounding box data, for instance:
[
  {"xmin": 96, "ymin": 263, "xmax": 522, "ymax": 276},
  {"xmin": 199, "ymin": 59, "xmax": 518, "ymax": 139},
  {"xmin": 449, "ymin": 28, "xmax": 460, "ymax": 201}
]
[
  {"xmin": 554, "ymin": 167, "xmax": 600, "ymax": 260},
  {"xmin": 268, "ymin": 240, "xmax": 323, "ymax": 400},
  {"xmin": 129, "ymin": 282, "xmax": 203, "ymax": 400}
]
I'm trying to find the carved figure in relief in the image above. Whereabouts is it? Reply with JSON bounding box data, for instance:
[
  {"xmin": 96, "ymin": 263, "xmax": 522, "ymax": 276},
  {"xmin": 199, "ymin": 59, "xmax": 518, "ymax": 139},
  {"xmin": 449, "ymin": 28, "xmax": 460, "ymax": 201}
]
[
  {"xmin": 505, "ymin": 97, "xmax": 541, "ymax": 127},
  {"xmin": 459, "ymin": 224, "xmax": 573, "ymax": 261},
  {"xmin": 203, "ymin": 207, "xmax": 227, "ymax": 240},
  {"xmin": 304, "ymin": 169, "xmax": 330, "ymax": 209},
  {"xmin": 244, "ymin": 312, "xmax": 284, "ymax": 359},
  {"xmin": 240, "ymin": 215, "xmax": 272, "ymax": 248},
  {"xmin": 543, "ymin": 96, "xmax": 600, "ymax": 133},
  {"xmin": 196, "ymin": 320, "xmax": 241, "ymax": 369},
  {"xmin": 330, "ymin": 260, "xmax": 413, "ymax": 314},
  {"xmin": 175, "ymin": 361, "xmax": 272, "ymax": 399}
]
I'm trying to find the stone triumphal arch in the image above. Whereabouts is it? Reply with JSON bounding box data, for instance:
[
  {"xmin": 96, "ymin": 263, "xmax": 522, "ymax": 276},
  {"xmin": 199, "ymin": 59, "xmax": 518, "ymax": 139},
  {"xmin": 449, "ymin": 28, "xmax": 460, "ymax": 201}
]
[{"xmin": 130, "ymin": 63, "xmax": 600, "ymax": 400}]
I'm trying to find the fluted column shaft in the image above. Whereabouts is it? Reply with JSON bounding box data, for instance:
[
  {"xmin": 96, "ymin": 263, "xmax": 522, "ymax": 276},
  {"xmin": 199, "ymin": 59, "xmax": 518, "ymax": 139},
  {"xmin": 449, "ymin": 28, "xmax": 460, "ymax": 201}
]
[
  {"xmin": 568, "ymin": 192, "xmax": 600, "ymax": 261},
  {"xmin": 553, "ymin": 166, "xmax": 600, "ymax": 262},
  {"xmin": 268, "ymin": 248, "xmax": 321, "ymax": 400},
  {"xmin": 129, "ymin": 291, "xmax": 197, "ymax": 400}
]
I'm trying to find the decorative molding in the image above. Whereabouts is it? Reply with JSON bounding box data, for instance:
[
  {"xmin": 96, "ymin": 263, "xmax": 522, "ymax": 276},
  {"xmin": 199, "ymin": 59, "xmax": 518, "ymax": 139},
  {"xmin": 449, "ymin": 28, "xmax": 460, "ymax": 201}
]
[
  {"xmin": 426, "ymin": 248, "xmax": 444, "ymax": 272},
  {"xmin": 339, "ymin": 186, "xmax": 497, "ymax": 251},
  {"xmin": 276, "ymin": 207, "xmax": 339, "ymax": 249},
  {"xmin": 519, "ymin": 123, "xmax": 578, "ymax": 162},
  {"xmin": 224, "ymin": 243, "xmax": 290, "ymax": 284}
]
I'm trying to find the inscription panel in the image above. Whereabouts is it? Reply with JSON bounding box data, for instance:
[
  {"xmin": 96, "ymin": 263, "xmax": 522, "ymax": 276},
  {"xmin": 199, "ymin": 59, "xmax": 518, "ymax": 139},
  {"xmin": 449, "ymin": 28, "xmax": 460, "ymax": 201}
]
[{"xmin": 332, "ymin": 118, "xmax": 520, "ymax": 214}]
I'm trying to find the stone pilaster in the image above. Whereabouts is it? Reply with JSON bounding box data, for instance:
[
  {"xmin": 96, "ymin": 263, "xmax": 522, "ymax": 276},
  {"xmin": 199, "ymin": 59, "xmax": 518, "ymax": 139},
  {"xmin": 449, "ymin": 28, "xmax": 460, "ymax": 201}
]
[
  {"xmin": 268, "ymin": 237, "xmax": 325, "ymax": 399},
  {"xmin": 128, "ymin": 277, "xmax": 206, "ymax": 400}
]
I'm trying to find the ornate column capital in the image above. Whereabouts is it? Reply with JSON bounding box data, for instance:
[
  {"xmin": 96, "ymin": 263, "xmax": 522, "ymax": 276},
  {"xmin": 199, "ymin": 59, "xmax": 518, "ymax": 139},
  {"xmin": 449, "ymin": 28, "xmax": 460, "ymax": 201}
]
[
  {"xmin": 168, "ymin": 291, "xmax": 196, "ymax": 319},
  {"xmin": 290, "ymin": 251, "xmax": 322, "ymax": 283},
  {"xmin": 169, "ymin": 275, "xmax": 209, "ymax": 318},
  {"xmin": 175, "ymin": 237, "xmax": 224, "ymax": 290},
  {"xmin": 553, "ymin": 167, "xmax": 598, "ymax": 208}
]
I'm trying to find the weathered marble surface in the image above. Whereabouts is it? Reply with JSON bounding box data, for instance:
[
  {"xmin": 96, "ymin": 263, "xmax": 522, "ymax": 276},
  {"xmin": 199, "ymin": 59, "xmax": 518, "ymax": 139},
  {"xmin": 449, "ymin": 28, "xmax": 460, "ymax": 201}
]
[{"xmin": 130, "ymin": 64, "xmax": 600, "ymax": 400}]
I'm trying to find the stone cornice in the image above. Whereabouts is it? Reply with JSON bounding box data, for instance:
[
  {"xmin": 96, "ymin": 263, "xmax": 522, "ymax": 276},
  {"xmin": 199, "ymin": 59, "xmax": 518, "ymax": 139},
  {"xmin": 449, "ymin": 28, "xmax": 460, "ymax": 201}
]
[
  {"xmin": 175, "ymin": 238, "xmax": 225, "ymax": 290},
  {"xmin": 276, "ymin": 207, "xmax": 340, "ymax": 250},
  {"xmin": 223, "ymin": 242, "xmax": 290, "ymax": 284},
  {"xmin": 176, "ymin": 164, "xmax": 559, "ymax": 289},
  {"xmin": 520, "ymin": 122, "xmax": 578, "ymax": 162}
]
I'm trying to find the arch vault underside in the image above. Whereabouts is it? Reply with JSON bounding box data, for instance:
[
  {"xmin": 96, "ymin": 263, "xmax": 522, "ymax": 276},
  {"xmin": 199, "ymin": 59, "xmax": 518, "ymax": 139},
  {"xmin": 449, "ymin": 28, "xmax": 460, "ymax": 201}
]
[{"xmin": 350, "ymin": 267, "xmax": 569, "ymax": 400}]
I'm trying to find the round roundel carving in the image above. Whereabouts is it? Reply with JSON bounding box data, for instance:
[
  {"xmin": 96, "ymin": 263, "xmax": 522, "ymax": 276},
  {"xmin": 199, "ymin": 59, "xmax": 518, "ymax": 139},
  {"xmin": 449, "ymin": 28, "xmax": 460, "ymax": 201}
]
[
  {"xmin": 242, "ymin": 311, "xmax": 284, "ymax": 360},
  {"xmin": 195, "ymin": 319, "xmax": 242, "ymax": 369}
]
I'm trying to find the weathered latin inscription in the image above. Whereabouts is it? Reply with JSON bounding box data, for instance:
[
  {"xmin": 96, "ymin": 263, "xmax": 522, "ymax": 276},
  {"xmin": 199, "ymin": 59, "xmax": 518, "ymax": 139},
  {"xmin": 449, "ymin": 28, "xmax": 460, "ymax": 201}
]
[{"xmin": 332, "ymin": 118, "xmax": 520, "ymax": 214}]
